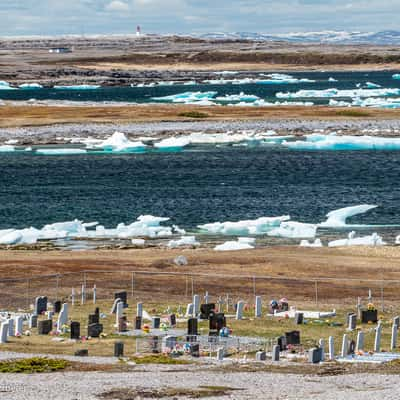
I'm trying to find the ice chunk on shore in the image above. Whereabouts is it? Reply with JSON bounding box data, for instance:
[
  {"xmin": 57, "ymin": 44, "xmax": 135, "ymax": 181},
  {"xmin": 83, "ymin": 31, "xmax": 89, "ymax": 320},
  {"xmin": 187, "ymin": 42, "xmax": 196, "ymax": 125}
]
[
  {"xmin": 0, "ymin": 81, "xmax": 16, "ymax": 90},
  {"xmin": 328, "ymin": 232, "xmax": 385, "ymax": 247},
  {"xmin": 320, "ymin": 205, "xmax": 377, "ymax": 228},
  {"xmin": 276, "ymin": 87, "xmax": 400, "ymax": 99},
  {"xmin": 19, "ymin": 83, "xmax": 43, "ymax": 89},
  {"xmin": 198, "ymin": 216, "xmax": 290, "ymax": 235},
  {"xmin": 214, "ymin": 240, "xmax": 254, "ymax": 251},
  {"xmin": 53, "ymin": 85, "xmax": 101, "ymax": 90},
  {"xmin": 168, "ymin": 236, "xmax": 199, "ymax": 248},
  {"xmin": 282, "ymin": 134, "xmax": 400, "ymax": 151},
  {"xmin": 300, "ymin": 239, "xmax": 323, "ymax": 247},
  {"xmin": 95, "ymin": 131, "xmax": 146, "ymax": 152},
  {"xmin": 0, "ymin": 145, "xmax": 16, "ymax": 152},
  {"xmin": 268, "ymin": 221, "xmax": 317, "ymax": 238},
  {"xmin": 36, "ymin": 148, "xmax": 87, "ymax": 155},
  {"xmin": 154, "ymin": 137, "xmax": 190, "ymax": 150}
]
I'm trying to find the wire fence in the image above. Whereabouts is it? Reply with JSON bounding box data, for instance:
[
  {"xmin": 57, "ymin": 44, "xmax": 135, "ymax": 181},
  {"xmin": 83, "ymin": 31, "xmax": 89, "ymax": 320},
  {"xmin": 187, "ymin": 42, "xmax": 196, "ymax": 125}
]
[{"xmin": 0, "ymin": 269, "xmax": 399, "ymax": 312}]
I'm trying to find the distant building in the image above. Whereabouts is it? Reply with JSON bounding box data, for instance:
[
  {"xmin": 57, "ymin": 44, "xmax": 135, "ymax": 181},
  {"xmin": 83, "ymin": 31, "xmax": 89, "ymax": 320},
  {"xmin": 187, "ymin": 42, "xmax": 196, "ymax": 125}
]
[
  {"xmin": 136, "ymin": 26, "xmax": 141, "ymax": 36},
  {"xmin": 48, "ymin": 47, "xmax": 72, "ymax": 54}
]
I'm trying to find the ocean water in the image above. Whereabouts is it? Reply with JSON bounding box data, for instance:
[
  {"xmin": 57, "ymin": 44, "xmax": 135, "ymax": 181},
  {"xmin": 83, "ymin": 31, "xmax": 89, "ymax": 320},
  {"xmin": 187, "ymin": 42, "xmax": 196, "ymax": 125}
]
[
  {"xmin": 0, "ymin": 146, "xmax": 399, "ymax": 234},
  {"xmin": 1, "ymin": 71, "xmax": 399, "ymax": 104}
]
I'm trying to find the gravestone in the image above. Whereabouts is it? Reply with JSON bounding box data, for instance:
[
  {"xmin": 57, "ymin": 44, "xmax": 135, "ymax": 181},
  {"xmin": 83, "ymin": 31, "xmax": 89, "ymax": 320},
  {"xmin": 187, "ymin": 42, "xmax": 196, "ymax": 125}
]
[
  {"xmin": 193, "ymin": 295, "xmax": 200, "ymax": 317},
  {"xmin": 111, "ymin": 298, "xmax": 122, "ymax": 314},
  {"xmin": 94, "ymin": 307, "xmax": 100, "ymax": 316},
  {"xmin": 255, "ymin": 296, "xmax": 262, "ymax": 318},
  {"xmin": 93, "ymin": 285, "xmax": 97, "ymax": 304},
  {"xmin": 361, "ymin": 309, "xmax": 378, "ymax": 324},
  {"xmin": 356, "ymin": 331, "xmax": 364, "ymax": 352},
  {"xmin": 216, "ymin": 347, "xmax": 224, "ymax": 361},
  {"xmin": 114, "ymin": 341, "xmax": 124, "ymax": 357},
  {"xmin": 394, "ymin": 316, "xmax": 400, "ymax": 328},
  {"xmin": 391, "ymin": 323, "xmax": 398, "ymax": 350},
  {"xmin": 35, "ymin": 296, "xmax": 47, "ymax": 315},
  {"xmin": 15, "ymin": 316, "xmax": 23, "ymax": 335},
  {"xmin": 81, "ymin": 284, "xmax": 86, "ymax": 304},
  {"xmin": 29, "ymin": 315, "xmax": 38, "ymax": 329},
  {"xmin": 168, "ymin": 314, "xmax": 176, "ymax": 327},
  {"xmin": 294, "ymin": 312, "xmax": 304, "ymax": 325},
  {"xmin": 57, "ymin": 303, "xmax": 68, "ymax": 331},
  {"xmin": 319, "ymin": 338, "xmax": 325, "ymax": 361},
  {"xmin": 185, "ymin": 303, "xmax": 194, "ymax": 317},
  {"xmin": 309, "ymin": 348, "xmax": 322, "ymax": 364},
  {"xmin": 75, "ymin": 349, "xmax": 88, "ymax": 357},
  {"xmin": 162, "ymin": 335, "xmax": 177, "ymax": 351},
  {"xmin": 70, "ymin": 321, "xmax": 80, "ymax": 339},
  {"xmin": 114, "ymin": 291, "xmax": 128, "ymax": 308},
  {"xmin": 118, "ymin": 317, "xmax": 128, "ymax": 333},
  {"xmin": 200, "ymin": 304, "xmax": 215, "ymax": 320},
  {"xmin": 374, "ymin": 322, "xmax": 382, "ymax": 352},
  {"xmin": 88, "ymin": 323, "xmax": 103, "ymax": 338},
  {"xmin": 135, "ymin": 316, "xmax": 142, "ymax": 330},
  {"xmin": 187, "ymin": 318, "xmax": 198, "ymax": 336},
  {"xmin": 136, "ymin": 302, "xmax": 143, "ymax": 318},
  {"xmin": 256, "ymin": 351, "xmax": 266, "ymax": 361},
  {"xmin": 38, "ymin": 319, "xmax": 53, "ymax": 335},
  {"xmin": 71, "ymin": 288, "xmax": 75, "ymax": 306},
  {"xmin": 277, "ymin": 336, "xmax": 287, "ymax": 351},
  {"xmin": 115, "ymin": 301, "xmax": 123, "ymax": 326},
  {"xmin": 204, "ymin": 291, "xmax": 209, "ymax": 304},
  {"xmin": 54, "ymin": 301, "xmax": 62, "ymax": 314},
  {"xmin": 88, "ymin": 314, "xmax": 99, "ymax": 325},
  {"xmin": 272, "ymin": 345, "xmax": 280, "ymax": 361},
  {"xmin": 328, "ymin": 336, "xmax": 335, "ymax": 360},
  {"xmin": 235, "ymin": 301, "xmax": 244, "ymax": 320},
  {"xmin": 152, "ymin": 317, "xmax": 161, "ymax": 329},
  {"xmin": 190, "ymin": 343, "xmax": 200, "ymax": 357},
  {"xmin": 348, "ymin": 313, "xmax": 357, "ymax": 331},
  {"xmin": 341, "ymin": 334, "xmax": 349, "ymax": 357},
  {"xmin": 0, "ymin": 322, "xmax": 8, "ymax": 343},
  {"xmin": 209, "ymin": 313, "xmax": 226, "ymax": 333},
  {"xmin": 150, "ymin": 336, "xmax": 160, "ymax": 353},
  {"xmin": 285, "ymin": 330, "xmax": 300, "ymax": 345},
  {"xmin": 46, "ymin": 311, "xmax": 54, "ymax": 319},
  {"xmin": 8, "ymin": 319, "xmax": 15, "ymax": 336}
]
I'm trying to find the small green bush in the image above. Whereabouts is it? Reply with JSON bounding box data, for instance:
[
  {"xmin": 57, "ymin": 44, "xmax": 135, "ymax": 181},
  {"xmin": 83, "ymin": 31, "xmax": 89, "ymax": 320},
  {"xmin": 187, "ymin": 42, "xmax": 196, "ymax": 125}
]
[
  {"xmin": 178, "ymin": 111, "xmax": 209, "ymax": 119},
  {"xmin": 130, "ymin": 354, "xmax": 190, "ymax": 365},
  {"xmin": 0, "ymin": 357, "xmax": 69, "ymax": 373},
  {"xmin": 335, "ymin": 109, "xmax": 370, "ymax": 117}
]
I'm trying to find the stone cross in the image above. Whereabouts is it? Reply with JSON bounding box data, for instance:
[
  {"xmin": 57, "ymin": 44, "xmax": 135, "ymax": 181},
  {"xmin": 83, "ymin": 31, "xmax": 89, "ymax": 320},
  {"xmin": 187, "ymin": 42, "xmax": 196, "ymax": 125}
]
[
  {"xmin": 235, "ymin": 301, "xmax": 244, "ymax": 320},
  {"xmin": 328, "ymin": 336, "xmax": 335, "ymax": 360},
  {"xmin": 356, "ymin": 331, "xmax": 364, "ymax": 352},
  {"xmin": 255, "ymin": 296, "xmax": 262, "ymax": 318},
  {"xmin": 374, "ymin": 321, "xmax": 382, "ymax": 352}
]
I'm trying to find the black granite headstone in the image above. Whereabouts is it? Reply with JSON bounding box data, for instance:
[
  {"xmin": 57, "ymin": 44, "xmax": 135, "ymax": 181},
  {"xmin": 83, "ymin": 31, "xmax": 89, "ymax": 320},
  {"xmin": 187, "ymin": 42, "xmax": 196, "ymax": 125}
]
[
  {"xmin": 94, "ymin": 307, "xmax": 100, "ymax": 316},
  {"xmin": 187, "ymin": 318, "xmax": 198, "ymax": 336},
  {"xmin": 54, "ymin": 301, "xmax": 62, "ymax": 314},
  {"xmin": 294, "ymin": 312, "xmax": 304, "ymax": 325},
  {"xmin": 190, "ymin": 343, "xmax": 200, "ymax": 357},
  {"xmin": 35, "ymin": 296, "xmax": 48, "ymax": 315},
  {"xmin": 38, "ymin": 319, "xmax": 53, "ymax": 335},
  {"xmin": 168, "ymin": 314, "xmax": 176, "ymax": 327},
  {"xmin": 209, "ymin": 312, "xmax": 226, "ymax": 332},
  {"xmin": 88, "ymin": 323, "xmax": 103, "ymax": 338},
  {"xmin": 200, "ymin": 303, "xmax": 215, "ymax": 319},
  {"xmin": 114, "ymin": 291, "xmax": 128, "ymax": 308},
  {"xmin": 361, "ymin": 309, "xmax": 378, "ymax": 324},
  {"xmin": 114, "ymin": 341, "xmax": 124, "ymax": 357},
  {"xmin": 88, "ymin": 314, "xmax": 99, "ymax": 325},
  {"xmin": 152, "ymin": 317, "xmax": 161, "ymax": 329},
  {"xmin": 285, "ymin": 330, "xmax": 300, "ymax": 345},
  {"xmin": 135, "ymin": 316, "xmax": 142, "ymax": 330},
  {"xmin": 277, "ymin": 335, "xmax": 287, "ymax": 351},
  {"xmin": 70, "ymin": 321, "xmax": 81, "ymax": 339}
]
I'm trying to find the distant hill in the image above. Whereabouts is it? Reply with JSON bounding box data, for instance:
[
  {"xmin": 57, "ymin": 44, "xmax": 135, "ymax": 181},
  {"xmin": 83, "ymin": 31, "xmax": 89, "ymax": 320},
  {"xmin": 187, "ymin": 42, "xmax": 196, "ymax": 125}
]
[{"xmin": 196, "ymin": 30, "xmax": 400, "ymax": 45}]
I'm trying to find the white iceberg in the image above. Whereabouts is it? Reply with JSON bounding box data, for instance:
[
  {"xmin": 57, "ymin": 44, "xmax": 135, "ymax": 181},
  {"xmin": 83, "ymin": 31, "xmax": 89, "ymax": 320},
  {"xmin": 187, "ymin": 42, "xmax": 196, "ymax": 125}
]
[
  {"xmin": 365, "ymin": 82, "xmax": 381, "ymax": 89},
  {"xmin": 268, "ymin": 221, "xmax": 317, "ymax": 239},
  {"xmin": 36, "ymin": 148, "xmax": 88, "ymax": 155},
  {"xmin": 154, "ymin": 137, "xmax": 190, "ymax": 150},
  {"xmin": 320, "ymin": 205, "xmax": 377, "ymax": 228},
  {"xmin": 393, "ymin": 74, "xmax": 400, "ymax": 80},
  {"xmin": 282, "ymin": 133, "xmax": 400, "ymax": 151},
  {"xmin": 152, "ymin": 91, "xmax": 217, "ymax": 104},
  {"xmin": 214, "ymin": 240, "xmax": 254, "ymax": 251},
  {"xmin": 328, "ymin": 77, "xmax": 338, "ymax": 82},
  {"xmin": 300, "ymin": 239, "xmax": 323, "ymax": 247},
  {"xmin": 167, "ymin": 236, "xmax": 199, "ymax": 248},
  {"xmin": 198, "ymin": 216, "xmax": 290, "ymax": 235},
  {"xmin": 328, "ymin": 231, "xmax": 385, "ymax": 247},
  {"xmin": 95, "ymin": 131, "xmax": 146, "ymax": 152},
  {"xmin": 0, "ymin": 145, "xmax": 16, "ymax": 152},
  {"xmin": 0, "ymin": 81, "xmax": 16, "ymax": 90},
  {"xmin": 215, "ymin": 92, "xmax": 260, "ymax": 102},
  {"xmin": 19, "ymin": 83, "xmax": 43, "ymax": 89},
  {"xmin": 53, "ymin": 85, "xmax": 101, "ymax": 90},
  {"xmin": 131, "ymin": 238, "xmax": 145, "ymax": 246}
]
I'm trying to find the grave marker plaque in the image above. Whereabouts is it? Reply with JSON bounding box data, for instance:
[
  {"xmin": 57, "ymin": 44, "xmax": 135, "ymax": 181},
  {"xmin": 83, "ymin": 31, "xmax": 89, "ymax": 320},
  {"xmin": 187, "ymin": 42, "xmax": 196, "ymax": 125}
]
[
  {"xmin": 362, "ymin": 309, "xmax": 378, "ymax": 324},
  {"xmin": 285, "ymin": 330, "xmax": 300, "ymax": 345}
]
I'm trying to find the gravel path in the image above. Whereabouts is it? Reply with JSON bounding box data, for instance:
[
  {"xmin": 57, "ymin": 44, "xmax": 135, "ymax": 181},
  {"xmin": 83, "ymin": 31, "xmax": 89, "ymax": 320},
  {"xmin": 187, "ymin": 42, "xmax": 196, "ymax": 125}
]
[{"xmin": 0, "ymin": 363, "xmax": 398, "ymax": 400}]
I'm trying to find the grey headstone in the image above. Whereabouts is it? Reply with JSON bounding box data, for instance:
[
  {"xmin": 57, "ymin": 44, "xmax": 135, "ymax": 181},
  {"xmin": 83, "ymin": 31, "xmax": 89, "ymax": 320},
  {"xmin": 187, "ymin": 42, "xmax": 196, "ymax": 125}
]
[
  {"xmin": 356, "ymin": 331, "xmax": 364, "ymax": 352},
  {"xmin": 341, "ymin": 334, "xmax": 349, "ymax": 357},
  {"xmin": 309, "ymin": 348, "xmax": 322, "ymax": 364},
  {"xmin": 255, "ymin": 296, "xmax": 262, "ymax": 318},
  {"xmin": 8, "ymin": 319, "xmax": 15, "ymax": 336},
  {"xmin": 391, "ymin": 323, "xmax": 398, "ymax": 350},
  {"xmin": 111, "ymin": 298, "xmax": 122, "ymax": 314},
  {"xmin": 348, "ymin": 314, "xmax": 357, "ymax": 331},
  {"xmin": 152, "ymin": 317, "xmax": 160, "ymax": 329},
  {"xmin": 216, "ymin": 347, "xmax": 224, "ymax": 361},
  {"xmin": 14, "ymin": 316, "xmax": 23, "ymax": 335},
  {"xmin": 328, "ymin": 336, "xmax": 335, "ymax": 360},
  {"xmin": 374, "ymin": 322, "xmax": 382, "ymax": 352},
  {"xmin": 162, "ymin": 335, "xmax": 177, "ymax": 351},
  {"xmin": 193, "ymin": 295, "xmax": 200, "ymax": 317},
  {"xmin": 235, "ymin": 300, "xmax": 244, "ymax": 320},
  {"xmin": 29, "ymin": 315, "xmax": 38, "ymax": 329},
  {"xmin": 88, "ymin": 323, "xmax": 103, "ymax": 338},
  {"xmin": 35, "ymin": 296, "xmax": 47, "ymax": 315},
  {"xmin": 0, "ymin": 322, "xmax": 9, "ymax": 343},
  {"xmin": 272, "ymin": 345, "xmax": 280, "ymax": 361},
  {"xmin": 136, "ymin": 302, "xmax": 143, "ymax": 318},
  {"xmin": 114, "ymin": 341, "xmax": 124, "ymax": 357},
  {"xmin": 256, "ymin": 351, "xmax": 266, "ymax": 361}
]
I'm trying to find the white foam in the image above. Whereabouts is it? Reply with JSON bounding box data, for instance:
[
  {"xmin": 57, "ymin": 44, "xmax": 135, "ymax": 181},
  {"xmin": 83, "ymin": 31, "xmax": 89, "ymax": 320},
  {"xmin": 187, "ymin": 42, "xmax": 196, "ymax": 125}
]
[
  {"xmin": 152, "ymin": 91, "xmax": 217, "ymax": 104},
  {"xmin": 0, "ymin": 145, "xmax": 16, "ymax": 152},
  {"xmin": 19, "ymin": 83, "xmax": 43, "ymax": 89},
  {"xmin": 0, "ymin": 81, "xmax": 16, "ymax": 90}
]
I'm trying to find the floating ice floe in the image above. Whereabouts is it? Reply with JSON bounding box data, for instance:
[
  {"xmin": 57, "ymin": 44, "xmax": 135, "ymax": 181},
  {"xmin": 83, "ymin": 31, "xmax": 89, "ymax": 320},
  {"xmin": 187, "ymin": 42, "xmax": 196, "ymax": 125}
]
[
  {"xmin": 320, "ymin": 204, "xmax": 377, "ymax": 228},
  {"xmin": 328, "ymin": 231, "xmax": 385, "ymax": 247},
  {"xmin": 154, "ymin": 136, "xmax": 191, "ymax": 150},
  {"xmin": 0, "ymin": 81, "xmax": 16, "ymax": 90},
  {"xmin": 365, "ymin": 82, "xmax": 381, "ymax": 89},
  {"xmin": 214, "ymin": 240, "xmax": 255, "ymax": 251},
  {"xmin": 393, "ymin": 74, "xmax": 400, "ymax": 80},
  {"xmin": 53, "ymin": 85, "xmax": 101, "ymax": 90},
  {"xmin": 257, "ymin": 73, "xmax": 315, "ymax": 84},
  {"xmin": 300, "ymin": 239, "xmax": 323, "ymax": 247},
  {"xmin": 215, "ymin": 92, "xmax": 260, "ymax": 102},
  {"xmin": 198, "ymin": 216, "xmax": 290, "ymax": 235},
  {"xmin": 19, "ymin": 83, "xmax": 43, "ymax": 89},
  {"xmin": 167, "ymin": 236, "xmax": 200, "ymax": 248},
  {"xmin": 282, "ymin": 133, "xmax": 400, "ymax": 151},
  {"xmin": 36, "ymin": 148, "xmax": 88, "ymax": 155},
  {"xmin": 94, "ymin": 131, "xmax": 146, "ymax": 152},
  {"xmin": 152, "ymin": 91, "xmax": 217, "ymax": 104},
  {"xmin": 0, "ymin": 145, "xmax": 16, "ymax": 152},
  {"xmin": 276, "ymin": 87, "xmax": 400, "ymax": 99},
  {"xmin": 328, "ymin": 77, "xmax": 338, "ymax": 82},
  {"xmin": 268, "ymin": 221, "xmax": 317, "ymax": 239}
]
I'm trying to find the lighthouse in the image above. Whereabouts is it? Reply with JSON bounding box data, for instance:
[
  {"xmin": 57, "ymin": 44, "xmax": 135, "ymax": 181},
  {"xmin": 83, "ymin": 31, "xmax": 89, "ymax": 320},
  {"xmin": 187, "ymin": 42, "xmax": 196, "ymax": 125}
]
[{"xmin": 136, "ymin": 25, "xmax": 141, "ymax": 37}]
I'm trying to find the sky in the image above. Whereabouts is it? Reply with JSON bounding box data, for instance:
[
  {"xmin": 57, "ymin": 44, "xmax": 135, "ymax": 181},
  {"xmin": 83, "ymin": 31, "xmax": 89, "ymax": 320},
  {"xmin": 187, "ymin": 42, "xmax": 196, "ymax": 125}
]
[{"xmin": 0, "ymin": 0, "xmax": 399, "ymax": 36}]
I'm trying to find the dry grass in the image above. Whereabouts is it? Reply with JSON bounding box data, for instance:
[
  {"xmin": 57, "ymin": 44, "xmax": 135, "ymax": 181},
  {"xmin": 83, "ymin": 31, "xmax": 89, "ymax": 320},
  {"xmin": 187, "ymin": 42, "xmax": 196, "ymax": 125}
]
[{"xmin": 1, "ymin": 105, "xmax": 400, "ymax": 128}]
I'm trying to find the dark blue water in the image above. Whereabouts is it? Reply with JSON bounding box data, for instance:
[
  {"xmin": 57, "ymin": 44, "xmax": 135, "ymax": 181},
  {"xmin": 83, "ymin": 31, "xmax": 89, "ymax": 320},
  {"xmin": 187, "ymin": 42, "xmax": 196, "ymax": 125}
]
[
  {"xmin": 1, "ymin": 71, "xmax": 399, "ymax": 103},
  {"xmin": 0, "ymin": 147, "xmax": 399, "ymax": 230}
]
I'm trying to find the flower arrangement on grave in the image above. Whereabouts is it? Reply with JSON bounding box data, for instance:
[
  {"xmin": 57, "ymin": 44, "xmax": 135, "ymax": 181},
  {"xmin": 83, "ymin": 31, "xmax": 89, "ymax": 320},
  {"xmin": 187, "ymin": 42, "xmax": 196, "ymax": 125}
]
[
  {"xmin": 142, "ymin": 324, "xmax": 150, "ymax": 333},
  {"xmin": 100, "ymin": 332, "xmax": 107, "ymax": 338},
  {"xmin": 160, "ymin": 323, "xmax": 168, "ymax": 332},
  {"xmin": 367, "ymin": 303, "xmax": 376, "ymax": 311}
]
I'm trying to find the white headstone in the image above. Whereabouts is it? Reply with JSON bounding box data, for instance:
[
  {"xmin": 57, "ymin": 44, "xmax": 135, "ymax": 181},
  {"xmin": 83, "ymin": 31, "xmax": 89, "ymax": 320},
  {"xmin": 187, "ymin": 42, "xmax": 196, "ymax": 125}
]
[
  {"xmin": 137, "ymin": 302, "xmax": 143, "ymax": 318},
  {"xmin": 328, "ymin": 336, "xmax": 335, "ymax": 360},
  {"xmin": 116, "ymin": 301, "xmax": 124, "ymax": 326},
  {"xmin": 81, "ymin": 284, "xmax": 85, "ymax": 305},
  {"xmin": 391, "ymin": 323, "xmax": 398, "ymax": 350},
  {"xmin": 255, "ymin": 296, "xmax": 262, "ymax": 318},
  {"xmin": 185, "ymin": 303, "xmax": 194, "ymax": 317},
  {"xmin": 341, "ymin": 334, "xmax": 348, "ymax": 357},
  {"xmin": 347, "ymin": 314, "xmax": 357, "ymax": 331},
  {"xmin": 57, "ymin": 303, "xmax": 68, "ymax": 331},
  {"xmin": 93, "ymin": 285, "xmax": 97, "ymax": 304},
  {"xmin": 319, "ymin": 338, "xmax": 325, "ymax": 361},
  {"xmin": 193, "ymin": 295, "xmax": 200, "ymax": 317},
  {"xmin": 356, "ymin": 331, "xmax": 364, "ymax": 352},
  {"xmin": 236, "ymin": 300, "xmax": 244, "ymax": 320},
  {"xmin": 71, "ymin": 288, "xmax": 75, "ymax": 306},
  {"xmin": 111, "ymin": 298, "xmax": 122, "ymax": 314},
  {"xmin": 374, "ymin": 322, "xmax": 382, "ymax": 352},
  {"xmin": 204, "ymin": 291, "xmax": 209, "ymax": 304},
  {"xmin": 14, "ymin": 316, "xmax": 23, "ymax": 335},
  {"xmin": 0, "ymin": 322, "xmax": 9, "ymax": 343}
]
